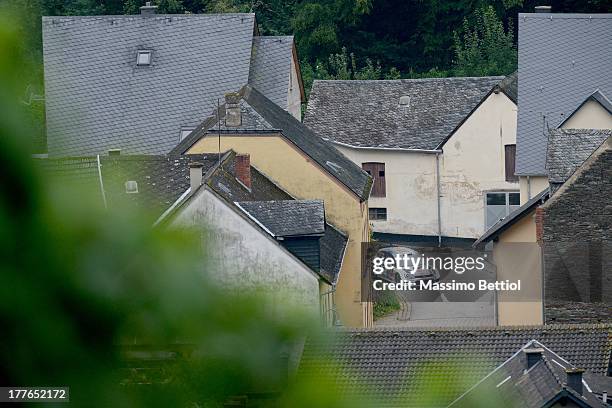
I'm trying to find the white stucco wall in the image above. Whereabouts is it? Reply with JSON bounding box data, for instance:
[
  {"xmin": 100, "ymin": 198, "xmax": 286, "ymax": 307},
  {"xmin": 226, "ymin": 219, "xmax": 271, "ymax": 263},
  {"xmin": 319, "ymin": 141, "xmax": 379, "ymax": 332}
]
[
  {"xmin": 337, "ymin": 91, "xmax": 518, "ymax": 239},
  {"xmin": 287, "ymin": 53, "xmax": 302, "ymax": 120},
  {"xmin": 170, "ymin": 187, "xmax": 320, "ymax": 317},
  {"xmin": 440, "ymin": 92, "xmax": 519, "ymax": 238}
]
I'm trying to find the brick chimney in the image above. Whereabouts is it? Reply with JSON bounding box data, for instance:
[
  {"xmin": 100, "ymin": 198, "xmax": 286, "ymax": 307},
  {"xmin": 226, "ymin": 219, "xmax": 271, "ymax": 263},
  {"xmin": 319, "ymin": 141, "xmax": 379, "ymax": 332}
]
[
  {"xmin": 535, "ymin": 207, "xmax": 545, "ymax": 245},
  {"xmin": 235, "ymin": 154, "xmax": 251, "ymax": 189},
  {"xmin": 224, "ymin": 92, "xmax": 242, "ymax": 127},
  {"xmin": 524, "ymin": 348, "xmax": 544, "ymax": 369},
  {"xmin": 565, "ymin": 368, "xmax": 584, "ymax": 395},
  {"xmin": 189, "ymin": 162, "xmax": 204, "ymax": 192},
  {"xmin": 140, "ymin": 1, "xmax": 158, "ymax": 16}
]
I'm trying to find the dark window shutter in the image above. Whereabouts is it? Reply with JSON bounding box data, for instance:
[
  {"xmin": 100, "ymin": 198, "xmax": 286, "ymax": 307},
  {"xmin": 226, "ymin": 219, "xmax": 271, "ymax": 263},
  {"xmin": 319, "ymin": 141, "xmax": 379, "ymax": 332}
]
[
  {"xmin": 362, "ymin": 162, "xmax": 386, "ymax": 197},
  {"xmin": 505, "ymin": 145, "xmax": 517, "ymax": 182}
]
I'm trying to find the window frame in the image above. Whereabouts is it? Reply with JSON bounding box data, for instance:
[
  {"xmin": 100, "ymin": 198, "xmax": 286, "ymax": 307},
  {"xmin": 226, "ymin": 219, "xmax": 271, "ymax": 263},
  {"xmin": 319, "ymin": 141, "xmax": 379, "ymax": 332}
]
[
  {"xmin": 484, "ymin": 190, "xmax": 520, "ymax": 229},
  {"xmin": 362, "ymin": 162, "xmax": 386, "ymax": 197},
  {"xmin": 369, "ymin": 207, "xmax": 387, "ymax": 221},
  {"xmin": 504, "ymin": 144, "xmax": 518, "ymax": 182},
  {"xmin": 136, "ymin": 50, "xmax": 152, "ymax": 66}
]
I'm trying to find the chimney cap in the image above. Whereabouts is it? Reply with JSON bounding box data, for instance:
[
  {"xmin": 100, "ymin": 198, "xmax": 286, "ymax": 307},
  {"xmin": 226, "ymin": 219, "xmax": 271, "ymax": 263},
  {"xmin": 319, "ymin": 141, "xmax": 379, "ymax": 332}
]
[
  {"xmin": 225, "ymin": 92, "xmax": 241, "ymax": 105},
  {"xmin": 524, "ymin": 348, "xmax": 545, "ymax": 354},
  {"xmin": 189, "ymin": 161, "xmax": 204, "ymax": 168},
  {"xmin": 140, "ymin": 1, "xmax": 158, "ymax": 15},
  {"xmin": 534, "ymin": 5, "xmax": 552, "ymax": 13},
  {"xmin": 565, "ymin": 367, "xmax": 585, "ymax": 374}
]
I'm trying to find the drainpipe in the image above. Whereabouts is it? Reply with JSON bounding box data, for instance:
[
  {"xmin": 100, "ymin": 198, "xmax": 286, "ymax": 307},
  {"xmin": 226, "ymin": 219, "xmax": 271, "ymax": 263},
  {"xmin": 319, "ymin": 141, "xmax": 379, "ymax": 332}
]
[
  {"xmin": 436, "ymin": 152, "xmax": 442, "ymax": 247},
  {"xmin": 527, "ymin": 176, "xmax": 532, "ymax": 200}
]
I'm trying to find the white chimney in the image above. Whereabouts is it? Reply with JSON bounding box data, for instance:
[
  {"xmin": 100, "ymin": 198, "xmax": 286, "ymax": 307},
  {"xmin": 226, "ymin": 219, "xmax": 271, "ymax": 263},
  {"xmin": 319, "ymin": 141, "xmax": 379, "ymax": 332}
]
[
  {"xmin": 224, "ymin": 92, "xmax": 242, "ymax": 127},
  {"xmin": 140, "ymin": 1, "xmax": 158, "ymax": 16},
  {"xmin": 189, "ymin": 162, "xmax": 204, "ymax": 192}
]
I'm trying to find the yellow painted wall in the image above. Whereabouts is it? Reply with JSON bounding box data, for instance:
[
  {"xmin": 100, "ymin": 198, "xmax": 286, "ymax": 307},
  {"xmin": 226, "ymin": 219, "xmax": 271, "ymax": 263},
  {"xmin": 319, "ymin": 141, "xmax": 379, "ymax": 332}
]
[
  {"xmin": 187, "ymin": 134, "xmax": 371, "ymax": 327},
  {"xmin": 494, "ymin": 210, "xmax": 543, "ymax": 325},
  {"xmin": 561, "ymin": 99, "xmax": 612, "ymax": 129},
  {"xmin": 518, "ymin": 176, "xmax": 548, "ymax": 205}
]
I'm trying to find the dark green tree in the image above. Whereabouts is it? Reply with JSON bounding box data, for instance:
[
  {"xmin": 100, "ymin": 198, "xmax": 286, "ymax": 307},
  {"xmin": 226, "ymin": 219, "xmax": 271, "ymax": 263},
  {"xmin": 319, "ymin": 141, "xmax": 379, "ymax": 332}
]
[{"xmin": 452, "ymin": 5, "xmax": 517, "ymax": 77}]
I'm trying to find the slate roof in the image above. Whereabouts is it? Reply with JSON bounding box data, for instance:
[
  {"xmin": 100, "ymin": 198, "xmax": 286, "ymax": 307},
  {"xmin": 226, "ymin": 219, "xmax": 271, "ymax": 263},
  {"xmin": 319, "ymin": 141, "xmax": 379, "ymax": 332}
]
[
  {"xmin": 449, "ymin": 340, "xmax": 606, "ymax": 408},
  {"xmin": 302, "ymin": 76, "xmax": 508, "ymax": 150},
  {"xmin": 42, "ymin": 13, "xmax": 256, "ymax": 157},
  {"xmin": 248, "ymin": 36, "xmax": 295, "ymax": 110},
  {"xmin": 473, "ymin": 188, "xmax": 550, "ymax": 246},
  {"xmin": 516, "ymin": 13, "xmax": 612, "ymax": 176},
  {"xmin": 547, "ymin": 129, "xmax": 612, "ymax": 185},
  {"xmin": 204, "ymin": 152, "xmax": 347, "ymax": 284},
  {"xmin": 36, "ymin": 154, "xmax": 217, "ymax": 219},
  {"xmin": 298, "ymin": 325, "xmax": 612, "ymax": 407},
  {"xmin": 173, "ymin": 85, "xmax": 373, "ymax": 201},
  {"xmin": 236, "ymin": 200, "xmax": 325, "ymax": 237}
]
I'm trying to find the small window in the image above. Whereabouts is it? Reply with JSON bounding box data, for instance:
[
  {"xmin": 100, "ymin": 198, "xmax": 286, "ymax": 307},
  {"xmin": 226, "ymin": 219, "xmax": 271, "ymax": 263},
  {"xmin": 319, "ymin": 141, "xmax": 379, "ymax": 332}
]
[
  {"xmin": 504, "ymin": 144, "xmax": 517, "ymax": 182},
  {"xmin": 136, "ymin": 50, "xmax": 152, "ymax": 66},
  {"xmin": 362, "ymin": 162, "xmax": 386, "ymax": 197},
  {"xmin": 125, "ymin": 180, "xmax": 139, "ymax": 194},
  {"xmin": 179, "ymin": 127, "xmax": 195, "ymax": 141},
  {"xmin": 369, "ymin": 207, "xmax": 387, "ymax": 221},
  {"xmin": 485, "ymin": 191, "xmax": 520, "ymax": 229}
]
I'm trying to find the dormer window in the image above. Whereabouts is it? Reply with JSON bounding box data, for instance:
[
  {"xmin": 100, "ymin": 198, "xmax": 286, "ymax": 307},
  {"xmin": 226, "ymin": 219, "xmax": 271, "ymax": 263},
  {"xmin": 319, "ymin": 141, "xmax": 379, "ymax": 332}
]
[{"xmin": 136, "ymin": 50, "xmax": 152, "ymax": 66}]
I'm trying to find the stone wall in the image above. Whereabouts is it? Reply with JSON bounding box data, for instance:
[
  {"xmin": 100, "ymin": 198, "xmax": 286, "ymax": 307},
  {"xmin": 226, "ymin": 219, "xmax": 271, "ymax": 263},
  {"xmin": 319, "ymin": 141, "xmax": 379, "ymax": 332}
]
[{"xmin": 539, "ymin": 141, "xmax": 612, "ymax": 324}]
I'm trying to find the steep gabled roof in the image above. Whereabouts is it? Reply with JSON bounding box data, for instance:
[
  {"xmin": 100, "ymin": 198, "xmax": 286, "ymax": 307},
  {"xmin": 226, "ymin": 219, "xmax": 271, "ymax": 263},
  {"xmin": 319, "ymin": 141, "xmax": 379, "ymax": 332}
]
[
  {"xmin": 172, "ymin": 85, "xmax": 373, "ymax": 201},
  {"xmin": 298, "ymin": 325, "xmax": 612, "ymax": 407},
  {"xmin": 473, "ymin": 188, "xmax": 550, "ymax": 246},
  {"xmin": 236, "ymin": 200, "xmax": 325, "ymax": 237},
  {"xmin": 303, "ymin": 76, "xmax": 507, "ymax": 150},
  {"xmin": 449, "ymin": 340, "xmax": 606, "ymax": 408},
  {"xmin": 516, "ymin": 13, "xmax": 612, "ymax": 176},
  {"xmin": 547, "ymin": 129, "xmax": 612, "ymax": 184},
  {"xmin": 248, "ymin": 36, "xmax": 303, "ymax": 109},
  {"xmin": 558, "ymin": 90, "xmax": 612, "ymax": 128}
]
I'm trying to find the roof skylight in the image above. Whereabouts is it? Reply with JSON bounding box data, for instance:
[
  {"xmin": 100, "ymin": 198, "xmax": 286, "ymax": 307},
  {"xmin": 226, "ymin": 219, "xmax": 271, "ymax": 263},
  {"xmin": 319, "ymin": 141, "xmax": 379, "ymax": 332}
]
[
  {"xmin": 136, "ymin": 50, "xmax": 152, "ymax": 66},
  {"xmin": 125, "ymin": 180, "xmax": 139, "ymax": 194}
]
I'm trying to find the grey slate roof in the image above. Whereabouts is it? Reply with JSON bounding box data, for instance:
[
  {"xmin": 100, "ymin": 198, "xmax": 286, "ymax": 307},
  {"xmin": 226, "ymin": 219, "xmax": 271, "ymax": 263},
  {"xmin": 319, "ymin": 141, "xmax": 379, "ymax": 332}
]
[
  {"xmin": 449, "ymin": 340, "xmax": 606, "ymax": 408},
  {"xmin": 42, "ymin": 13, "xmax": 295, "ymax": 157},
  {"xmin": 173, "ymin": 85, "xmax": 373, "ymax": 201},
  {"xmin": 248, "ymin": 36, "xmax": 294, "ymax": 110},
  {"xmin": 303, "ymin": 76, "xmax": 507, "ymax": 150},
  {"xmin": 473, "ymin": 188, "xmax": 550, "ymax": 246},
  {"xmin": 298, "ymin": 325, "xmax": 612, "ymax": 407},
  {"xmin": 36, "ymin": 154, "xmax": 217, "ymax": 219},
  {"xmin": 236, "ymin": 200, "xmax": 325, "ymax": 237},
  {"xmin": 547, "ymin": 129, "xmax": 612, "ymax": 184},
  {"xmin": 516, "ymin": 13, "xmax": 612, "ymax": 176}
]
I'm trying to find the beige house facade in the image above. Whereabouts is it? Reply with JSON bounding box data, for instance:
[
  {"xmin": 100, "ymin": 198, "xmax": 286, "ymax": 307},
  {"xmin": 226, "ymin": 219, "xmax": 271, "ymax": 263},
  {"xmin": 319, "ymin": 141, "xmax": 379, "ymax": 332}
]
[
  {"xmin": 172, "ymin": 86, "xmax": 373, "ymax": 328},
  {"xmin": 305, "ymin": 76, "xmax": 519, "ymax": 241}
]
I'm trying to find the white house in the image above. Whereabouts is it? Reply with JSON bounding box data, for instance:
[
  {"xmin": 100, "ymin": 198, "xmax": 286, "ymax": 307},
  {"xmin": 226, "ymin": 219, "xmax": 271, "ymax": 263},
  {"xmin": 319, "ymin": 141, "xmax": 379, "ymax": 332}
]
[
  {"xmin": 304, "ymin": 75, "xmax": 519, "ymax": 242},
  {"xmin": 36, "ymin": 151, "xmax": 347, "ymax": 324}
]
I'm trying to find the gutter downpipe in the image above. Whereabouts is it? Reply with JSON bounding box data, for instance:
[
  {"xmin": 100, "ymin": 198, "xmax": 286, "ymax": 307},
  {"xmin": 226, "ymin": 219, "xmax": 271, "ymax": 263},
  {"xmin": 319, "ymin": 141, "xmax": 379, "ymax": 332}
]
[
  {"xmin": 527, "ymin": 176, "xmax": 532, "ymax": 200},
  {"xmin": 436, "ymin": 152, "xmax": 442, "ymax": 247},
  {"xmin": 96, "ymin": 154, "xmax": 108, "ymax": 209}
]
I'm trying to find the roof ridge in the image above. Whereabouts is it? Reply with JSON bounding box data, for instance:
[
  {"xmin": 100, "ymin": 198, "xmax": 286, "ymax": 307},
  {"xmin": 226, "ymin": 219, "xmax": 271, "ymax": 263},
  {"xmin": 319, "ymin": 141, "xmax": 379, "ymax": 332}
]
[
  {"xmin": 330, "ymin": 323, "xmax": 612, "ymax": 332},
  {"xmin": 313, "ymin": 76, "xmax": 504, "ymax": 84}
]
